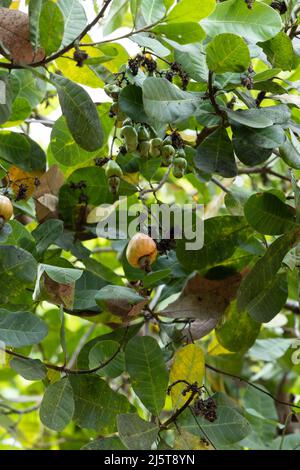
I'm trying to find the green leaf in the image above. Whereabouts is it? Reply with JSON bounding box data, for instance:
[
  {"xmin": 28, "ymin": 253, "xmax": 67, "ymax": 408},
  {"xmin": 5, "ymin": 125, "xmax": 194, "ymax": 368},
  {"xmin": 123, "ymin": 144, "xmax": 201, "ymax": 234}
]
[
  {"xmin": 142, "ymin": 77, "xmax": 203, "ymax": 123},
  {"xmin": 195, "ymin": 127, "xmax": 237, "ymax": 177},
  {"xmin": 40, "ymin": 264, "xmax": 83, "ymax": 284},
  {"xmin": 51, "ymin": 74, "xmax": 103, "ymax": 152},
  {"xmin": 0, "ymin": 222, "xmax": 33, "ymax": 253},
  {"xmin": 8, "ymin": 69, "xmax": 47, "ymax": 125},
  {"xmin": 103, "ymin": 0, "xmax": 129, "ymax": 36},
  {"xmin": 0, "ymin": 223, "xmax": 12, "ymax": 244},
  {"xmin": 176, "ymin": 216, "xmax": 246, "ymax": 271},
  {"xmin": 32, "ymin": 219, "xmax": 64, "ymax": 255},
  {"xmin": 243, "ymin": 385, "xmax": 277, "ymax": 422},
  {"xmin": 95, "ymin": 285, "xmax": 145, "ymax": 309},
  {"xmin": 81, "ymin": 436, "xmax": 127, "ymax": 450},
  {"xmin": 248, "ymin": 338, "xmax": 293, "ymax": 362},
  {"xmin": 206, "ymin": 33, "xmax": 250, "ymax": 73},
  {"xmin": 39, "ymin": 0, "xmax": 64, "ymax": 55},
  {"xmin": 178, "ymin": 392, "xmax": 251, "ymax": 446},
  {"xmin": 169, "ymin": 344, "xmax": 205, "ymax": 409},
  {"xmin": 89, "ymin": 340, "xmax": 125, "ymax": 378},
  {"xmin": 154, "ymin": 22, "xmax": 205, "ymax": 45},
  {"xmin": 125, "ymin": 336, "xmax": 169, "ymax": 415},
  {"xmin": 279, "ymin": 132, "xmax": 300, "ymax": 169},
  {"xmin": 70, "ymin": 374, "xmax": 133, "ymax": 433},
  {"xmin": 233, "ymin": 131, "xmax": 273, "ymax": 166},
  {"xmin": 50, "ymin": 116, "xmax": 106, "ymax": 167},
  {"xmin": 0, "ymin": 309, "xmax": 48, "ymax": 347},
  {"xmin": 237, "ymin": 230, "xmax": 300, "ymax": 315},
  {"xmin": 174, "ymin": 43, "xmax": 208, "ymax": 83},
  {"xmin": 0, "ymin": 75, "xmax": 12, "ymax": 124},
  {"xmin": 131, "ymin": 33, "xmax": 170, "ymax": 56},
  {"xmin": 139, "ymin": 157, "xmax": 162, "ymax": 181},
  {"xmin": 77, "ymin": 324, "xmax": 142, "ymax": 370},
  {"xmin": 202, "ymin": 0, "xmax": 282, "ymax": 43},
  {"xmin": 40, "ymin": 378, "xmax": 75, "ymax": 431},
  {"xmin": 10, "ymin": 357, "xmax": 47, "ymax": 381},
  {"xmin": 244, "ymin": 192, "xmax": 296, "ymax": 235},
  {"xmin": 84, "ymin": 258, "xmax": 123, "ymax": 286},
  {"xmin": 0, "ymin": 246, "xmax": 37, "ymax": 305},
  {"xmin": 141, "ymin": 0, "xmax": 166, "ymax": 24},
  {"xmin": 117, "ymin": 414, "xmax": 159, "ymax": 450},
  {"xmin": 142, "ymin": 268, "xmax": 171, "ymax": 288},
  {"xmin": 216, "ymin": 300, "xmax": 260, "ymax": 353},
  {"xmin": 119, "ymin": 85, "xmax": 148, "ymax": 122},
  {"xmin": 167, "ymin": 0, "xmax": 216, "ymax": 23},
  {"xmin": 227, "ymin": 105, "xmax": 290, "ymax": 129},
  {"xmin": 57, "ymin": 0, "xmax": 87, "ymax": 47},
  {"xmin": 28, "ymin": 0, "xmax": 44, "ymax": 50},
  {"xmin": 245, "ymin": 272, "xmax": 288, "ymax": 323},
  {"xmin": 232, "ymin": 123, "xmax": 285, "ymax": 151},
  {"xmin": 227, "ymin": 109, "xmax": 270, "ymax": 129},
  {"xmin": 258, "ymin": 32, "xmax": 295, "ymax": 71},
  {"xmin": 0, "ymin": 132, "xmax": 46, "ymax": 172}
]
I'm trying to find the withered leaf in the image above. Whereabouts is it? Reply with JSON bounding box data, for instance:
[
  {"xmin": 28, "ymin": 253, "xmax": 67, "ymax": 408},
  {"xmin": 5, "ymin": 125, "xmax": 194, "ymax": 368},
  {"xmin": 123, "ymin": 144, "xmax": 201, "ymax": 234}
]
[
  {"xmin": 34, "ymin": 165, "xmax": 64, "ymax": 222},
  {"xmin": 0, "ymin": 8, "xmax": 45, "ymax": 64},
  {"xmin": 160, "ymin": 272, "xmax": 242, "ymax": 340},
  {"xmin": 8, "ymin": 166, "xmax": 42, "ymax": 201},
  {"xmin": 33, "ymin": 271, "xmax": 75, "ymax": 310}
]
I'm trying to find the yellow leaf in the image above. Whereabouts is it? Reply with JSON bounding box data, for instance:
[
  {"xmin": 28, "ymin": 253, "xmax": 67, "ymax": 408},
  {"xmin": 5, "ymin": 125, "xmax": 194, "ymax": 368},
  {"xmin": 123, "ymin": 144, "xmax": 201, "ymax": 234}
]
[
  {"xmin": 174, "ymin": 430, "xmax": 213, "ymax": 450},
  {"xmin": 8, "ymin": 166, "xmax": 43, "ymax": 200},
  {"xmin": 208, "ymin": 334, "xmax": 232, "ymax": 356},
  {"xmin": 55, "ymin": 35, "xmax": 104, "ymax": 88},
  {"xmin": 169, "ymin": 343, "xmax": 204, "ymax": 409}
]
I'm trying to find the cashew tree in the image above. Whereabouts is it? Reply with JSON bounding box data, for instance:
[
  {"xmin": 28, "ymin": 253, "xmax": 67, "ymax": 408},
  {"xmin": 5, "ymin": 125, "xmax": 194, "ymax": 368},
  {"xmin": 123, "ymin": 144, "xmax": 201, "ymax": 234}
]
[{"xmin": 0, "ymin": 0, "xmax": 300, "ymax": 451}]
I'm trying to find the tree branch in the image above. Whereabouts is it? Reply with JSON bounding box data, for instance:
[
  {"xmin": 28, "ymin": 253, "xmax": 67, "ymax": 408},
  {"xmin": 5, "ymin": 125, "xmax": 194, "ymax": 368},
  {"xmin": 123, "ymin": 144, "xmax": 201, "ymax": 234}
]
[
  {"xmin": 139, "ymin": 164, "xmax": 173, "ymax": 198},
  {"xmin": 80, "ymin": 19, "xmax": 165, "ymax": 47},
  {"xmin": 1, "ymin": 326, "xmax": 128, "ymax": 375},
  {"xmin": 0, "ymin": 0, "xmax": 114, "ymax": 70},
  {"xmin": 238, "ymin": 165, "xmax": 291, "ymax": 182}
]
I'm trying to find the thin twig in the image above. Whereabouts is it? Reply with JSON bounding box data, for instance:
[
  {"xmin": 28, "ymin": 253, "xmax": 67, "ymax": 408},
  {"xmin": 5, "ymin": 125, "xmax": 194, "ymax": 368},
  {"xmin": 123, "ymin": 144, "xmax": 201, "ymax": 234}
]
[
  {"xmin": 139, "ymin": 164, "xmax": 173, "ymax": 198},
  {"xmin": 0, "ymin": 403, "xmax": 40, "ymax": 416},
  {"xmin": 1, "ymin": 326, "xmax": 128, "ymax": 375},
  {"xmin": 160, "ymin": 388, "xmax": 198, "ymax": 431},
  {"xmin": 80, "ymin": 19, "xmax": 164, "ymax": 47},
  {"xmin": 205, "ymin": 363, "xmax": 300, "ymax": 410},
  {"xmin": 239, "ymin": 166, "xmax": 291, "ymax": 182},
  {"xmin": 211, "ymin": 177, "xmax": 230, "ymax": 193}
]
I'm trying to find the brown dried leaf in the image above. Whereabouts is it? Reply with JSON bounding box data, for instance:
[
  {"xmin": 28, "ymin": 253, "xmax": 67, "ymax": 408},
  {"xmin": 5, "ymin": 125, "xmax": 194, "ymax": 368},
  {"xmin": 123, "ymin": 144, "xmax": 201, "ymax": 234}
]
[
  {"xmin": 34, "ymin": 165, "xmax": 64, "ymax": 222},
  {"xmin": 0, "ymin": 7, "xmax": 45, "ymax": 64},
  {"xmin": 161, "ymin": 272, "xmax": 242, "ymax": 340},
  {"xmin": 104, "ymin": 298, "xmax": 148, "ymax": 322},
  {"xmin": 43, "ymin": 274, "xmax": 75, "ymax": 310}
]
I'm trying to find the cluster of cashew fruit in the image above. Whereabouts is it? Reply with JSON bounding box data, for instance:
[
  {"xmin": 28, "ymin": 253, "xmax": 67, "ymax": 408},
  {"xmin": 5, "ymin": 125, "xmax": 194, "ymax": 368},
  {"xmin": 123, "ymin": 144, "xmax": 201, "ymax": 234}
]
[
  {"xmin": 120, "ymin": 123, "xmax": 188, "ymax": 179},
  {"xmin": 103, "ymin": 83, "xmax": 188, "ymax": 194}
]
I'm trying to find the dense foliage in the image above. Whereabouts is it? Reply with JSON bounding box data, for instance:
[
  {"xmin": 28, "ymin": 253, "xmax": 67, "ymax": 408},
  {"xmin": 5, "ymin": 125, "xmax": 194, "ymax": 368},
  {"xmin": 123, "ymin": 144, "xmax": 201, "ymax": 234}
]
[{"xmin": 0, "ymin": 0, "xmax": 300, "ymax": 451}]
